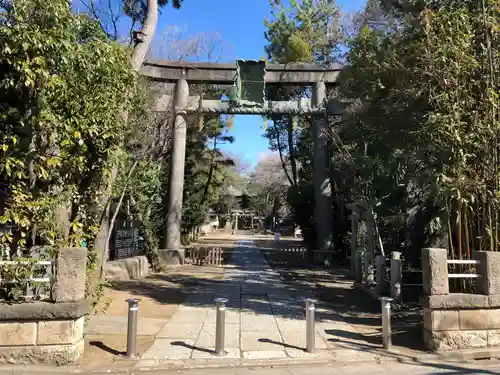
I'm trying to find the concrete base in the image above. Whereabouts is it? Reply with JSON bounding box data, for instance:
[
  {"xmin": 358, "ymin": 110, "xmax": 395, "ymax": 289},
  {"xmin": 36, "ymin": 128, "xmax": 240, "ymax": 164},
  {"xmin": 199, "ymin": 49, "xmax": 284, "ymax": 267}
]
[
  {"xmin": 0, "ymin": 316, "xmax": 85, "ymax": 365},
  {"xmin": 423, "ymin": 305, "xmax": 500, "ymax": 351},
  {"xmin": 158, "ymin": 249, "xmax": 185, "ymax": 266},
  {"xmin": 104, "ymin": 256, "xmax": 149, "ymax": 281},
  {"xmin": 0, "ymin": 339, "xmax": 84, "ymax": 365}
]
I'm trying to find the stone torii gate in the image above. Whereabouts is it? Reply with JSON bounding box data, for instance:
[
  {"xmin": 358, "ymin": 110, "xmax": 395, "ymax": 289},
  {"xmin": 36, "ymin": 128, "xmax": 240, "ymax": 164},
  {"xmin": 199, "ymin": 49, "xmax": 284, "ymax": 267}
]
[{"xmin": 140, "ymin": 59, "xmax": 343, "ymax": 263}]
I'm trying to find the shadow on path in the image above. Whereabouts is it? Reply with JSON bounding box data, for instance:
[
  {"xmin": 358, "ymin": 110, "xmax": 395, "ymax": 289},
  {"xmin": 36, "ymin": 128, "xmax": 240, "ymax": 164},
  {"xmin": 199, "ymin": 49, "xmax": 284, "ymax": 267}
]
[
  {"xmin": 262, "ymin": 248, "xmax": 424, "ymax": 351},
  {"xmin": 88, "ymin": 341, "xmax": 125, "ymax": 356},
  {"xmin": 171, "ymin": 341, "xmax": 214, "ymax": 354}
]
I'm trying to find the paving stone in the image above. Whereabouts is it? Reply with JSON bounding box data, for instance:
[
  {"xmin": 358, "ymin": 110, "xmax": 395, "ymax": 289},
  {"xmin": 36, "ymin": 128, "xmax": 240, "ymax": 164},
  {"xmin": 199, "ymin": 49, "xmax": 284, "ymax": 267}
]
[
  {"xmin": 267, "ymin": 290, "xmax": 293, "ymax": 298},
  {"xmin": 273, "ymin": 311, "xmax": 304, "ymax": 322},
  {"xmin": 280, "ymin": 330, "xmax": 329, "ymax": 350},
  {"xmin": 291, "ymin": 292, "xmax": 316, "ymax": 299},
  {"xmin": 224, "ymin": 300, "xmax": 242, "ymax": 309},
  {"xmin": 240, "ymin": 301, "xmax": 273, "ymax": 315},
  {"xmin": 134, "ymin": 359, "xmax": 161, "ymax": 367},
  {"xmin": 188, "ymin": 288, "xmax": 219, "ymax": 296},
  {"xmin": 285, "ymin": 348, "xmax": 333, "ymax": 358},
  {"xmin": 275, "ymin": 317, "xmax": 307, "ymax": 331},
  {"xmin": 214, "ymin": 288, "xmax": 241, "ymax": 298},
  {"xmin": 241, "ymin": 295, "xmax": 271, "ymax": 309},
  {"xmin": 205, "ymin": 309, "xmax": 240, "ymax": 324},
  {"xmin": 242, "ymin": 278, "xmax": 267, "ymax": 285},
  {"xmin": 316, "ymin": 321, "xmax": 356, "ymax": 339},
  {"xmin": 240, "ymin": 312, "xmax": 275, "ymax": 322},
  {"xmin": 241, "ymin": 308, "xmax": 273, "ymax": 316},
  {"xmin": 196, "ymin": 323, "xmax": 240, "ymax": 347},
  {"xmin": 315, "ymin": 310, "xmax": 345, "ymax": 322},
  {"xmin": 241, "ymin": 296, "xmax": 270, "ymax": 305},
  {"xmin": 190, "ymin": 347, "xmax": 240, "ymax": 359},
  {"xmin": 241, "ymin": 288, "xmax": 268, "ymax": 296},
  {"xmin": 272, "ymin": 304, "xmax": 304, "ymax": 313},
  {"xmin": 176, "ymin": 305, "xmax": 210, "ymax": 313},
  {"xmin": 183, "ymin": 294, "xmax": 215, "ymax": 303},
  {"xmin": 169, "ymin": 309, "xmax": 208, "ymax": 323},
  {"xmin": 241, "ymin": 317, "xmax": 278, "ymax": 332},
  {"xmin": 269, "ymin": 298, "xmax": 300, "ymax": 309},
  {"xmin": 141, "ymin": 338, "xmax": 195, "ymax": 360},
  {"xmin": 242, "ymin": 350, "xmax": 287, "ymax": 359},
  {"xmin": 240, "ymin": 331, "xmax": 284, "ymax": 351},
  {"xmin": 156, "ymin": 322, "xmax": 203, "ymax": 339},
  {"xmin": 329, "ymin": 348, "xmax": 377, "ymax": 362}
]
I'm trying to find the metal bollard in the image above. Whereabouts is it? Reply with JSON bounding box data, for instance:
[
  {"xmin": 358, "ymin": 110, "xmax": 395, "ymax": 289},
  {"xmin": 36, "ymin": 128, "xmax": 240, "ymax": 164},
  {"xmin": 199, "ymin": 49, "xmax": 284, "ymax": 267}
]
[
  {"xmin": 381, "ymin": 297, "xmax": 393, "ymax": 350},
  {"xmin": 305, "ymin": 298, "xmax": 316, "ymax": 353},
  {"xmin": 215, "ymin": 297, "xmax": 228, "ymax": 355},
  {"xmin": 126, "ymin": 298, "xmax": 141, "ymax": 358}
]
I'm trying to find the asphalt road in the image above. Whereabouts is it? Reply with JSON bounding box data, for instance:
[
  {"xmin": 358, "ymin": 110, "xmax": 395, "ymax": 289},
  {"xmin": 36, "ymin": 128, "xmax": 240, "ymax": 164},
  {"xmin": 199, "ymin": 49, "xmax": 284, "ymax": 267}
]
[
  {"xmin": 152, "ymin": 362, "xmax": 500, "ymax": 375},
  {"xmin": 4, "ymin": 360, "xmax": 500, "ymax": 375}
]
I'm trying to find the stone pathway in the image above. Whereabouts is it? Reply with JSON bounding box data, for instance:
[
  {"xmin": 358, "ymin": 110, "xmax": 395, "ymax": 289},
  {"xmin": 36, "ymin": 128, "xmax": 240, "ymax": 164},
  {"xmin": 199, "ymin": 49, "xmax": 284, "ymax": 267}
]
[{"xmin": 137, "ymin": 241, "xmax": 370, "ymax": 366}]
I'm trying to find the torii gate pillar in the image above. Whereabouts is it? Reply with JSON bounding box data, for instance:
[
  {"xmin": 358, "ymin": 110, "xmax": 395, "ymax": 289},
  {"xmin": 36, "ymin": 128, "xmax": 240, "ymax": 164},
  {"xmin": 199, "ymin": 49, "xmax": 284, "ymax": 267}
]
[
  {"xmin": 161, "ymin": 77, "xmax": 188, "ymax": 264},
  {"xmin": 312, "ymin": 82, "xmax": 333, "ymax": 253}
]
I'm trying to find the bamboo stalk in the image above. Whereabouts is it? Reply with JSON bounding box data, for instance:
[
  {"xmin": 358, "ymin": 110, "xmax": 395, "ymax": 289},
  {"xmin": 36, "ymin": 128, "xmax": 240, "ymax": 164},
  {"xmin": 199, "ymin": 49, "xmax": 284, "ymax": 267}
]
[
  {"xmin": 464, "ymin": 206, "xmax": 470, "ymax": 259},
  {"xmin": 458, "ymin": 202, "xmax": 463, "ymax": 260},
  {"xmin": 479, "ymin": 200, "xmax": 484, "ymax": 251},
  {"xmin": 489, "ymin": 201, "xmax": 494, "ymax": 252},
  {"xmin": 447, "ymin": 199, "xmax": 454, "ymax": 260},
  {"xmin": 457, "ymin": 202, "xmax": 464, "ymax": 292},
  {"xmin": 495, "ymin": 207, "xmax": 498, "ymax": 252}
]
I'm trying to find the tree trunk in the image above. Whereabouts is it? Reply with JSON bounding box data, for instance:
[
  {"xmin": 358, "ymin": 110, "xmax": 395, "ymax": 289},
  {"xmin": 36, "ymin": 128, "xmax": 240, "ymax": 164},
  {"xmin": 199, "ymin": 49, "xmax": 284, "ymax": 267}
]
[
  {"xmin": 202, "ymin": 136, "xmax": 217, "ymax": 202},
  {"xmin": 94, "ymin": 0, "xmax": 159, "ymax": 284},
  {"xmin": 100, "ymin": 160, "xmax": 139, "ymax": 278},
  {"xmin": 92, "ymin": 166, "xmax": 119, "ymax": 285},
  {"xmin": 130, "ymin": 0, "xmax": 159, "ymax": 71},
  {"xmin": 275, "ymin": 125, "xmax": 294, "ymax": 186}
]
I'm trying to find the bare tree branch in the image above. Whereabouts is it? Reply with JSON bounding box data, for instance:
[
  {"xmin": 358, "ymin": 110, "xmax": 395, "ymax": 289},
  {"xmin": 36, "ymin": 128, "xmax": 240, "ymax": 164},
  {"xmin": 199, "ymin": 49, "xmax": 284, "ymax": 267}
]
[
  {"xmin": 150, "ymin": 25, "xmax": 235, "ymax": 62},
  {"xmin": 79, "ymin": 0, "xmax": 123, "ymax": 41}
]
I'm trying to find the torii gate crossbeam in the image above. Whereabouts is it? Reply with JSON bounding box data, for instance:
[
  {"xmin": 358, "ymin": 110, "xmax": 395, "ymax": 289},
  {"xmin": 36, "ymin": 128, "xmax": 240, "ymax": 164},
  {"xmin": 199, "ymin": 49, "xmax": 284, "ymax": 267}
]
[{"xmin": 142, "ymin": 60, "xmax": 342, "ymax": 84}]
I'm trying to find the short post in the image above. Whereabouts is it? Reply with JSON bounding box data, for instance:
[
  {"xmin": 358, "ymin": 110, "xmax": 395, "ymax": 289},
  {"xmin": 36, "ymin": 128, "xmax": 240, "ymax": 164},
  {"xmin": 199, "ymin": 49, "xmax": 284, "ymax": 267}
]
[
  {"xmin": 375, "ymin": 254, "xmax": 385, "ymax": 294},
  {"xmin": 358, "ymin": 220, "xmax": 367, "ymax": 283},
  {"xmin": 126, "ymin": 298, "xmax": 140, "ymax": 358},
  {"xmin": 305, "ymin": 298, "xmax": 316, "ymax": 353},
  {"xmin": 350, "ymin": 209, "xmax": 359, "ymax": 278},
  {"xmin": 380, "ymin": 297, "xmax": 393, "ymax": 350},
  {"xmin": 215, "ymin": 297, "xmax": 228, "ymax": 355},
  {"xmin": 421, "ymin": 248, "xmax": 449, "ymax": 295},
  {"xmin": 390, "ymin": 252, "xmax": 402, "ymax": 301},
  {"xmin": 274, "ymin": 231, "xmax": 281, "ymax": 243}
]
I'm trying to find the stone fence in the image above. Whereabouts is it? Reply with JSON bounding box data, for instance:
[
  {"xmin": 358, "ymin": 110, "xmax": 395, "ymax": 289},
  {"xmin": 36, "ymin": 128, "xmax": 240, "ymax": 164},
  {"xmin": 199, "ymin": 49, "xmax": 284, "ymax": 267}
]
[
  {"xmin": 422, "ymin": 248, "xmax": 500, "ymax": 351},
  {"xmin": 0, "ymin": 248, "xmax": 88, "ymax": 365}
]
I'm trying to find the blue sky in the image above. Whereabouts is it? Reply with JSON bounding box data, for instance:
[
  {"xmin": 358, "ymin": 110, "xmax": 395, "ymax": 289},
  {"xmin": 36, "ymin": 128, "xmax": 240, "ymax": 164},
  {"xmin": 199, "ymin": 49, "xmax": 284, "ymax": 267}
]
[{"xmin": 158, "ymin": 0, "xmax": 366, "ymax": 167}]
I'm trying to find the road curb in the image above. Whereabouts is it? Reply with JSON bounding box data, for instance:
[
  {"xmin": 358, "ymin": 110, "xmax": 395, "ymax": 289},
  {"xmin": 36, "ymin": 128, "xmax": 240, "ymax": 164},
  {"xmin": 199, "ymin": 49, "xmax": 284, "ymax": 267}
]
[{"xmin": 4, "ymin": 348, "xmax": 500, "ymax": 375}]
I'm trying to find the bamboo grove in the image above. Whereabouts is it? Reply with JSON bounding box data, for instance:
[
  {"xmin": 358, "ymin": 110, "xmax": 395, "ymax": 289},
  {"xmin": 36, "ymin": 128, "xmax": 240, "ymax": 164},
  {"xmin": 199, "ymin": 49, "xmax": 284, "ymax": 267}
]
[{"xmin": 265, "ymin": 0, "xmax": 500, "ymax": 265}]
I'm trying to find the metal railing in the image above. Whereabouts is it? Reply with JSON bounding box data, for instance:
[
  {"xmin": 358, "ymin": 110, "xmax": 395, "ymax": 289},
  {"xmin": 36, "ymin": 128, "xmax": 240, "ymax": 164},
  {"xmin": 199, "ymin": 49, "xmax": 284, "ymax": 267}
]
[
  {"xmin": 0, "ymin": 259, "xmax": 55, "ymax": 301},
  {"xmin": 264, "ymin": 248, "xmax": 307, "ymax": 264},
  {"xmin": 447, "ymin": 259, "xmax": 481, "ymax": 279},
  {"xmin": 267, "ymin": 248, "xmax": 339, "ymax": 264}
]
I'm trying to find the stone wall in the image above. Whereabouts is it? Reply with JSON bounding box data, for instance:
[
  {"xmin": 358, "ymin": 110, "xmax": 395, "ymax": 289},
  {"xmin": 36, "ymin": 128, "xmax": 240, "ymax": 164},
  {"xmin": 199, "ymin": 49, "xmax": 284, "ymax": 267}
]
[
  {"xmin": 0, "ymin": 248, "xmax": 88, "ymax": 365},
  {"xmin": 422, "ymin": 248, "xmax": 500, "ymax": 351}
]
